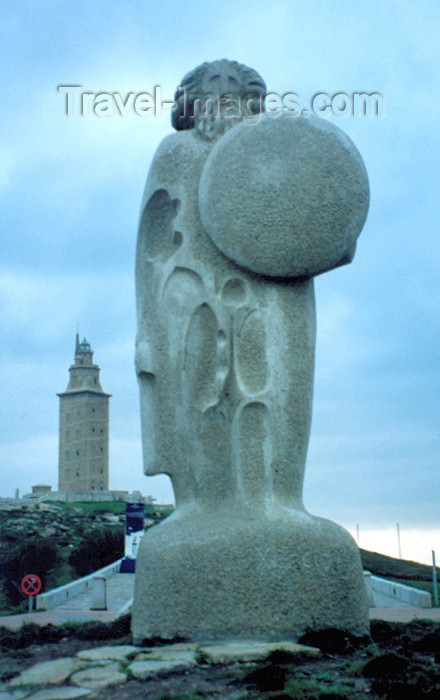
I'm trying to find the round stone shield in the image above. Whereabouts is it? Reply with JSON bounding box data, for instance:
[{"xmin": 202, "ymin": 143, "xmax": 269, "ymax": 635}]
[{"xmin": 198, "ymin": 114, "xmax": 369, "ymax": 278}]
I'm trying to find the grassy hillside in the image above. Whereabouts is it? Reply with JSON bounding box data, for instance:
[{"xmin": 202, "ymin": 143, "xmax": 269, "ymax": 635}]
[{"xmin": 360, "ymin": 549, "xmax": 438, "ymax": 582}]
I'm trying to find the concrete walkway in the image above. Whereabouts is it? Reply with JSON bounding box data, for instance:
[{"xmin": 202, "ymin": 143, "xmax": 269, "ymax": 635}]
[
  {"xmin": 0, "ymin": 573, "xmax": 135, "ymax": 630},
  {"xmin": 55, "ymin": 572, "xmax": 134, "ymax": 613},
  {"xmin": 371, "ymin": 589, "xmax": 416, "ymax": 609},
  {"xmin": 1, "ymin": 575, "xmax": 439, "ymax": 630},
  {"xmin": 370, "ymin": 607, "xmax": 440, "ymax": 622}
]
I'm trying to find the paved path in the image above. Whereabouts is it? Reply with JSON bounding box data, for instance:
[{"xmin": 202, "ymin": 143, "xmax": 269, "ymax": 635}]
[
  {"xmin": 371, "ymin": 589, "xmax": 414, "ymax": 609},
  {"xmin": 369, "ymin": 607, "xmax": 440, "ymax": 622},
  {"xmin": 1, "ymin": 574, "xmax": 439, "ymax": 630},
  {"xmin": 0, "ymin": 573, "xmax": 135, "ymax": 630},
  {"xmin": 55, "ymin": 572, "xmax": 134, "ymax": 612}
]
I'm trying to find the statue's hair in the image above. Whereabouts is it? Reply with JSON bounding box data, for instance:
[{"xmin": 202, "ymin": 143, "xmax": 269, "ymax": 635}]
[{"xmin": 172, "ymin": 59, "xmax": 266, "ymax": 131}]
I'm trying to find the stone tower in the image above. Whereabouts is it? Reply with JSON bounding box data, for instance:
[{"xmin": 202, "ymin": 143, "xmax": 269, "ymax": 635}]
[{"xmin": 57, "ymin": 334, "xmax": 111, "ymax": 492}]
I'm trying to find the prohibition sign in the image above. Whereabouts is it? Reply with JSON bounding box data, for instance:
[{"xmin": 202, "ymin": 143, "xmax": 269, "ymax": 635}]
[{"xmin": 21, "ymin": 574, "xmax": 42, "ymax": 596}]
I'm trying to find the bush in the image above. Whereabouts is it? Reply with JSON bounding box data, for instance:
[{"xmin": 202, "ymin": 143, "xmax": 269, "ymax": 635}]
[
  {"xmin": 0, "ymin": 538, "xmax": 61, "ymax": 607},
  {"xmin": 68, "ymin": 526, "xmax": 124, "ymax": 577}
]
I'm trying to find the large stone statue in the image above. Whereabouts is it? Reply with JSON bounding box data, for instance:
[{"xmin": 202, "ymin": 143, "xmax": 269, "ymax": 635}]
[{"xmin": 132, "ymin": 59, "xmax": 370, "ymax": 642}]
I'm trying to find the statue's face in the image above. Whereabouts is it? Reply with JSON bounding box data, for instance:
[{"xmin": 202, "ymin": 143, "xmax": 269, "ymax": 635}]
[
  {"xmin": 172, "ymin": 59, "xmax": 266, "ymax": 132},
  {"xmin": 195, "ymin": 63, "xmax": 243, "ymax": 121},
  {"xmin": 199, "ymin": 64, "xmax": 241, "ymax": 99}
]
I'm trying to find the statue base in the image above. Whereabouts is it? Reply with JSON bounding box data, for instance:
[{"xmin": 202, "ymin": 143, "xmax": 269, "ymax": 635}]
[{"xmin": 132, "ymin": 505, "xmax": 370, "ymax": 643}]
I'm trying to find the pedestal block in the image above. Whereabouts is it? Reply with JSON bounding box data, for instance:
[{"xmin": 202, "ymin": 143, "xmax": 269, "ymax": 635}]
[{"xmin": 132, "ymin": 506, "xmax": 369, "ymax": 643}]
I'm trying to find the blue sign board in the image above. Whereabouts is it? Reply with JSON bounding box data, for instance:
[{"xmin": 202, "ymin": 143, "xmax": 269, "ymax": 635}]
[{"xmin": 120, "ymin": 502, "xmax": 145, "ymax": 573}]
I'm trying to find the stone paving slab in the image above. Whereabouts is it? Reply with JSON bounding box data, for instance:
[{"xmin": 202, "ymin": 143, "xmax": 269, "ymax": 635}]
[
  {"xmin": 201, "ymin": 640, "xmax": 321, "ymax": 663},
  {"xmin": 0, "ymin": 640, "xmax": 323, "ymax": 698},
  {"xmin": 141, "ymin": 649, "xmax": 197, "ymax": 664},
  {"xmin": 129, "ymin": 657, "xmax": 195, "ymax": 677},
  {"xmin": 70, "ymin": 662, "xmax": 127, "ymax": 691},
  {"xmin": 9, "ymin": 658, "xmax": 86, "ymax": 687},
  {"xmin": 0, "ymin": 690, "xmax": 29, "ymax": 700},
  {"xmin": 28, "ymin": 688, "xmax": 92, "ymax": 699},
  {"xmin": 76, "ymin": 645, "xmax": 139, "ymax": 662}
]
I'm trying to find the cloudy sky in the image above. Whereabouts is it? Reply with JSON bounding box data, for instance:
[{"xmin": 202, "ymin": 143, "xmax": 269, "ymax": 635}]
[{"xmin": 1, "ymin": 1, "xmax": 439, "ymax": 563}]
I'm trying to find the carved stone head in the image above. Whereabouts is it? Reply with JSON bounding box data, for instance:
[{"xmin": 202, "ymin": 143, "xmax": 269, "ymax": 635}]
[{"xmin": 171, "ymin": 58, "xmax": 266, "ymax": 132}]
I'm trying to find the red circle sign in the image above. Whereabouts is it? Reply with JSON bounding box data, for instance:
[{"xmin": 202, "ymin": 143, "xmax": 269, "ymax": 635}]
[{"xmin": 21, "ymin": 574, "xmax": 42, "ymax": 596}]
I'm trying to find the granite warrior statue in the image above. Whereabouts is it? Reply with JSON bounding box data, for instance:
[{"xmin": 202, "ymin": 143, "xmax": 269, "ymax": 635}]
[{"xmin": 132, "ymin": 59, "xmax": 370, "ymax": 641}]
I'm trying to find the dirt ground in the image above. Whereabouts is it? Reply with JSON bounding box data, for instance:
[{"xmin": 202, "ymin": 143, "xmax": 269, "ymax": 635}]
[{"xmin": 1, "ymin": 619, "xmax": 439, "ymax": 699}]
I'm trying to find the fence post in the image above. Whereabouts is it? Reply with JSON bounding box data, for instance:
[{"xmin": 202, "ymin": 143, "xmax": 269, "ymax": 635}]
[
  {"xmin": 432, "ymin": 551, "xmax": 439, "ymax": 607},
  {"xmin": 90, "ymin": 576, "xmax": 107, "ymax": 610}
]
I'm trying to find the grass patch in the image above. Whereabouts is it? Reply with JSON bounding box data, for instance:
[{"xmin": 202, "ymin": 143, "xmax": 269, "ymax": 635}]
[
  {"xmin": 0, "ymin": 601, "xmax": 27, "ymax": 617},
  {"xmin": 68, "ymin": 501, "xmax": 126, "ymax": 515},
  {"xmin": 284, "ymin": 676, "xmax": 366, "ymax": 698},
  {"xmin": 155, "ymin": 506, "xmax": 174, "ymax": 516},
  {"xmin": 195, "ymin": 647, "xmax": 213, "ymax": 666},
  {"xmin": 235, "ymin": 663, "xmax": 366, "ymax": 699}
]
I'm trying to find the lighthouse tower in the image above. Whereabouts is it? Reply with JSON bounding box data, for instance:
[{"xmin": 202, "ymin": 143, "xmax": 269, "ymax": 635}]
[{"xmin": 57, "ymin": 334, "xmax": 111, "ymax": 492}]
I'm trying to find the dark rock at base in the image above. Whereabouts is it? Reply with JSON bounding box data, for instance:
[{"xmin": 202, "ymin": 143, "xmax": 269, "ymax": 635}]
[
  {"xmin": 413, "ymin": 629, "xmax": 440, "ymax": 654},
  {"xmin": 361, "ymin": 652, "xmax": 408, "ymax": 679},
  {"xmin": 236, "ymin": 663, "xmax": 287, "ymax": 692},
  {"xmin": 266, "ymin": 648, "xmax": 319, "ymax": 665},
  {"xmin": 298, "ymin": 628, "xmax": 368, "ymax": 655}
]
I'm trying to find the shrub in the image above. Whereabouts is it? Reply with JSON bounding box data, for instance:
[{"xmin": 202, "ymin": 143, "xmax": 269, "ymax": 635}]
[
  {"xmin": 0, "ymin": 538, "xmax": 61, "ymax": 607},
  {"xmin": 68, "ymin": 526, "xmax": 124, "ymax": 577}
]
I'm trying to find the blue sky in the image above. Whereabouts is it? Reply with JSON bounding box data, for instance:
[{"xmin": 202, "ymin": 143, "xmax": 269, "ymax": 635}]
[{"xmin": 1, "ymin": 1, "xmax": 439, "ymax": 561}]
